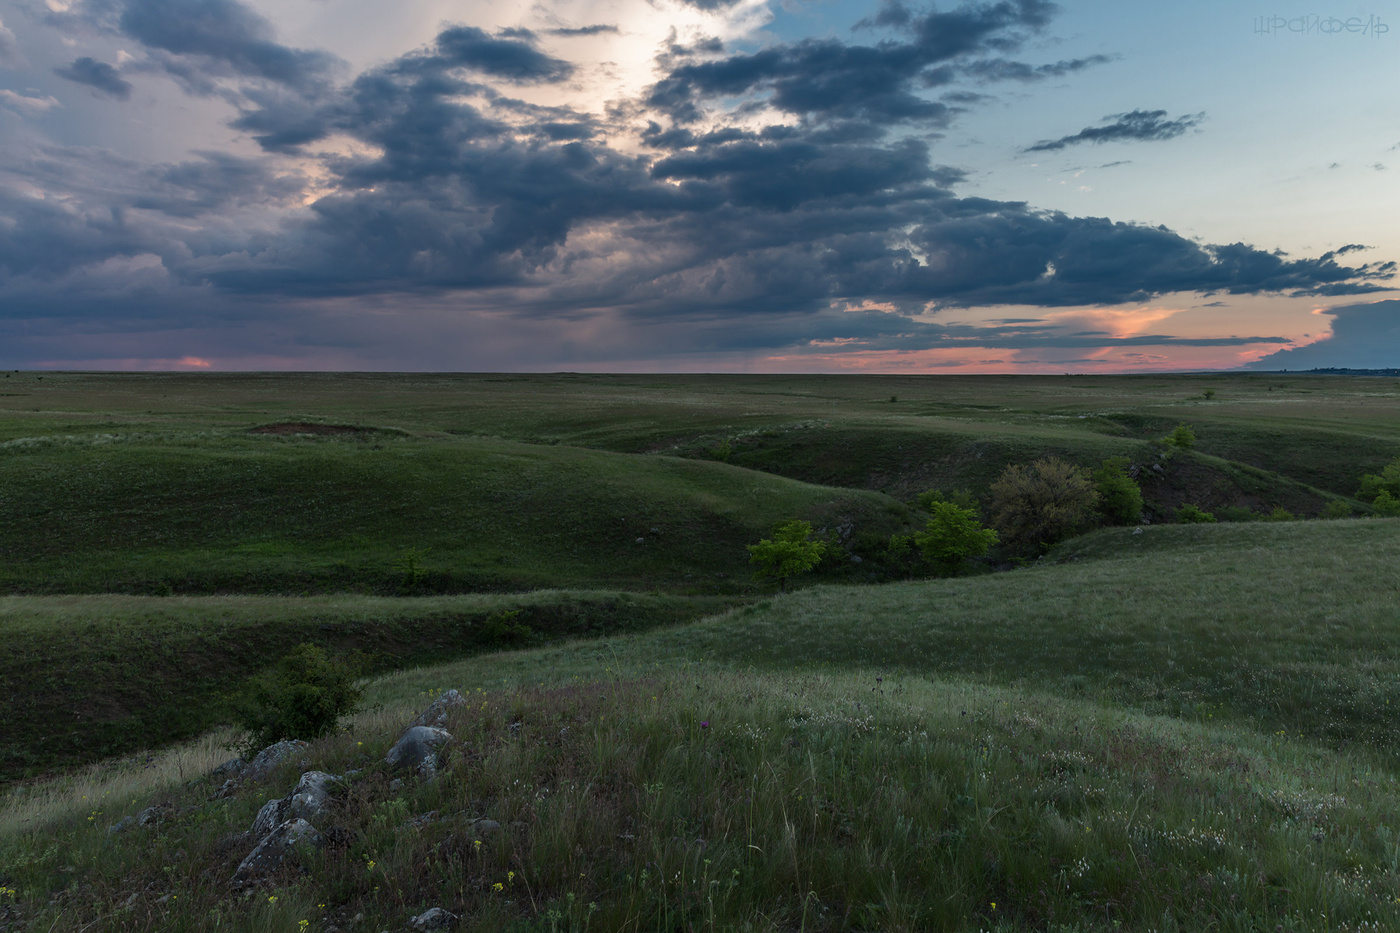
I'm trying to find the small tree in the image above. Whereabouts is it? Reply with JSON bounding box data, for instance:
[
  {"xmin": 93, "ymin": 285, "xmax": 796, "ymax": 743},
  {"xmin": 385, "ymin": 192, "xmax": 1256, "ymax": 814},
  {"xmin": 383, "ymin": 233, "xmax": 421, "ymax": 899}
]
[
  {"xmin": 232, "ymin": 643, "xmax": 364, "ymax": 755},
  {"xmin": 1165, "ymin": 423, "xmax": 1196, "ymax": 448},
  {"xmin": 913, "ymin": 501, "xmax": 998, "ymax": 572},
  {"xmin": 1092, "ymin": 456, "xmax": 1143, "ymax": 525},
  {"xmin": 987, "ymin": 457, "xmax": 1099, "ymax": 552},
  {"xmin": 748, "ymin": 519, "xmax": 827, "ymax": 592}
]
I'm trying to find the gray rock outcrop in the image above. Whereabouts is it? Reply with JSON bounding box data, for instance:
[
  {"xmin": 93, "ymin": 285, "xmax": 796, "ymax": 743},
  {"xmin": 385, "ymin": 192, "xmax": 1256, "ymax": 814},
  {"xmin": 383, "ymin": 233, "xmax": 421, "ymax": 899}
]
[
  {"xmin": 410, "ymin": 689, "xmax": 466, "ymax": 728},
  {"xmin": 251, "ymin": 771, "xmax": 342, "ymax": 836},
  {"xmin": 242, "ymin": 740, "xmax": 309, "ymax": 783},
  {"xmin": 408, "ymin": 907, "xmax": 458, "ymax": 931},
  {"xmin": 386, "ymin": 726, "xmax": 451, "ymax": 779},
  {"xmin": 231, "ymin": 819, "xmax": 321, "ymax": 886}
]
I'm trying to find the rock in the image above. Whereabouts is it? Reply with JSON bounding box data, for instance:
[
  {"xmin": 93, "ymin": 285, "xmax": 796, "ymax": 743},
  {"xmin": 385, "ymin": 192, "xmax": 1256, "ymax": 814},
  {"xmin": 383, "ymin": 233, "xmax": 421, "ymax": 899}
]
[
  {"xmin": 211, "ymin": 757, "xmax": 246, "ymax": 777},
  {"xmin": 242, "ymin": 740, "xmax": 308, "ymax": 783},
  {"xmin": 849, "ymin": 554, "xmax": 862, "ymax": 564},
  {"xmin": 408, "ymin": 907, "xmax": 457, "ymax": 931},
  {"xmin": 107, "ymin": 816, "xmax": 136, "ymax": 835},
  {"xmin": 212, "ymin": 778, "xmax": 240, "ymax": 799},
  {"xmin": 386, "ymin": 726, "xmax": 451, "ymax": 779},
  {"xmin": 136, "ymin": 806, "xmax": 166, "ymax": 827},
  {"xmin": 466, "ymin": 818, "xmax": 500, "ymax": 838},
  {"xmin": 410, "ymin": 690, "xmax": 466, "ymax": 729},
  {"xmin": 1132, "ymin": 527, "xmax": 1143, "ymax": 535},
  {"xmin": 403, "ymin": 811, "xmax": 440, "ymax": 831},
  {"xmin": 251, "ymin": 771, "xmax": 343, "ymax": 836},
  {"xmin": 231, "ymin": 819, "xmax": 322, "ymax": 887}
]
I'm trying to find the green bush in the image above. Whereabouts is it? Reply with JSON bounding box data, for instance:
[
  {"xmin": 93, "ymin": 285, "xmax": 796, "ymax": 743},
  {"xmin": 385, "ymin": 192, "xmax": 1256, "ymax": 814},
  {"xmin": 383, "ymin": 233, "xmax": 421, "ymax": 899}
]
[
  {"xmin": 1176, "ymin": 504, "xmax": 1217, "ymax": 524},
  {"xmin": 1263, "ymin": 507, "xmax": 1296, "ymax": 522},
  {"xmin": 1091, "ymin": 456, "xmax": 1143, "ymax": 525},
  {"xmin": 1323, "ymin": 499, "xmax": 1353, "ymax": 519},
  {"xmin": 1164, "ymin": 423, "xmax": 1196, "ymax": 448},
  {"xmin": 987, "ymin": 457, "xmax": 1099, "ymax": 552},
  {"xmin": 913, "ymin": 501, "xmax": 998, "ymax": 572},
  {"xmin": 1359, "ymin": 459, "xmax": 1400, "ymax": 514},
  {"xmin": 1373, "ymin": 490, "xmax": 1400, "ymax": 517},
  {"xmin": 748, "ymin": 519, "xmax": 827, "ymax": 591},
  {"xmin": 1215, "ymin": 506, "xmax": 1258, "ymax": 523},
  {"xmin": 916, "ymin": 488, "xmax": 979, "ymax": 513},
  {"xmin": 480, "ymin": 609, "xmax": 533, "ymax": 647},
  {"xmin": 232, "ymin": 643, "xmax": 364, "ymax": 755}
]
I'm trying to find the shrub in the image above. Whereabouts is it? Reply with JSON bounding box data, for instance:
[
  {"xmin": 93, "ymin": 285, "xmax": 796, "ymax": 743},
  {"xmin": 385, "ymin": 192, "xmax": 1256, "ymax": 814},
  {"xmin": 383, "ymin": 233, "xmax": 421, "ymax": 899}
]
[
  {"xmin": 1215, "ymin": 506, "xmax": 1258, "ymax": 523},
  {"xmin": 748, "ymin": 519, "xmax": 827, "ymax": 591},
  {"xmin": 1359, "ymin": 458, "xmax": 1400, "ymax": 514},
  {"xmin": 1323, "ymin": 499, "xmax": 1353, "ymax": 519},
  {"xmin": 1176, "ymin": 503, "xmax": 1217, "ymax": 524},
  {"xmin": 987, "ymin": 457, "xmax": 1099, "ymax": 552},
  {"xmin": 1263, "ymin": 507, "xmax": 1296, "ymax": 522},
  {"xmin": 917, "ymin": 488, "xmax": 979, "ymax": 514},
  {"xmin": 1373, "ymin": 490, "xmax": 1400, "ymax": 517},
  {"xmin": 1164, "ymin": 423, "xmax": 1196, "ymax": 448},
  {"xmin": 1091, "ymin": 456, "xmax": 1143, "ymax": 525},
  {"xmin": 913, "ymin": 501, "xmax": 998, "ymax": 571},
  {"xmin": 481, "ymin": 609, "xmax": 533, "ymax": 647},
  {"xmin": 232, "ymin": 643, "xmax": 364, "ymax": 755}
]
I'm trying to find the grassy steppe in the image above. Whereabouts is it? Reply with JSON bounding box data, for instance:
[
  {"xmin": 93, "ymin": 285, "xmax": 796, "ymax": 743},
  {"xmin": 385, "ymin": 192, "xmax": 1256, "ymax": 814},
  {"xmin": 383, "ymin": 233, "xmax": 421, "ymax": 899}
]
[
  {"xmin": 3, "ymin": 518, "xmax": 1400, "ymax": 931},
  {"xmin": 0, "ymin": 432, "xmax": 908, "ymax": 595},
  {"xmin": 4, "ymin": 371, "xmax": 1400, "ymax": 931},
  {"xmin": 0, "ymin": 591, "xmax": 737, "ymax": 782}
]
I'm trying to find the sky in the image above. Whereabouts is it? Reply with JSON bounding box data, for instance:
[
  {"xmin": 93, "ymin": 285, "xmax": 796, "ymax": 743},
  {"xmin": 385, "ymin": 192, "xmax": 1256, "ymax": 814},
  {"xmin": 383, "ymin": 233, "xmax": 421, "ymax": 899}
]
[{"xmin": 0, "ymin": 0, "xmax": 1396, "ymax": 373}]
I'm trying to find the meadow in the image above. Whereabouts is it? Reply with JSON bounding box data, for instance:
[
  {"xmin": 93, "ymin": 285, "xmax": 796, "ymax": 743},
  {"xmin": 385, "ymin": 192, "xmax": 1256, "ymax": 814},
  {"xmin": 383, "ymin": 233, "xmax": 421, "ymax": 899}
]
[{"xmin": 1, "ymin": 370, "xmax": 1399, "ymax": 932}]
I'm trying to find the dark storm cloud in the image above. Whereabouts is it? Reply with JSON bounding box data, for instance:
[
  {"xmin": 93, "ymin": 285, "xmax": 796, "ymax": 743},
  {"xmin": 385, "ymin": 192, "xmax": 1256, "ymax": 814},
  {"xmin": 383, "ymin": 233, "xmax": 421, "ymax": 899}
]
[
  {"xmin": 433, "ymin": 26, "xmax": 573, "ymax": 82},
  {"xmin": 648, "ymin": 0, "xmax": 1058, "ymax": 125},
  {"xmin": 3, "ymin": 0, "xmax": 1392, "ymax": 366},
  {"xmin": 53, "ymin": 56, "xmax": 132, "ymax": 98},
  {"xmin": 1248, "ymin": 300, "xmax": 1400, "ymax": 370},
  {"xmin": 114, "ymin": 0, "xmax": 339, "ymax": 91},
  {"xmin": 1025, "ymin": 109, "xmax": 1203, "ymax": 152}
]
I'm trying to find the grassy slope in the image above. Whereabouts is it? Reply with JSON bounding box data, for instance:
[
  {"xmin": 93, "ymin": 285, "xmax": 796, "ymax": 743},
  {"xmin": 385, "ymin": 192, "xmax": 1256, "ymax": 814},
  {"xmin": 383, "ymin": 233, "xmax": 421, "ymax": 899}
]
[
  {"xmin": 5, "ymin": 519, "xmax": 1400, "ymax": 931},
  {"xmin": 0, "ymin": 591, "xmax": 737, "ymax": 782},
  {"xmin": 0, "ymin": 432, "xmax": 910, "ymax": 595}
]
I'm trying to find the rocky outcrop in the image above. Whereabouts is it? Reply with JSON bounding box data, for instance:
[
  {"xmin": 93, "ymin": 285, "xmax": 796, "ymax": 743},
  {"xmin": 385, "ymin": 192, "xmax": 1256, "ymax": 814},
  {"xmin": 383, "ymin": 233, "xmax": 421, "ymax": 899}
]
[
  {"xmin": 410, "ymin": 689, "xmax": 466, "ymax": 728},
  {"xmin": 386, "ymin": 726, "xmax": 452, "ymax": 779},
  {"xmin": 231, "ymin": 819, "xmax": 322, "ymax": 887}
]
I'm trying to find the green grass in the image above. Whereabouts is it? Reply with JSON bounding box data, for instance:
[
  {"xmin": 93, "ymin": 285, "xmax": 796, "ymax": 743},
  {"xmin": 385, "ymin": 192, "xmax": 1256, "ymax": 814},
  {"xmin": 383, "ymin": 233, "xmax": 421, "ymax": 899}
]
[
  {"xmin": 0, "ymin": 591, "xmax": 736, "ymax": 783},
  {"xmin": 6, "ymin": 518, "xmax": 1400, "ymax": 930},
  {"xmin": 0, "ymin": 432, "xmax": 911, "ymax": 595},
  {"xmin": 5, "ymin": 372, "xmax": 1400, "ymax": 930}
]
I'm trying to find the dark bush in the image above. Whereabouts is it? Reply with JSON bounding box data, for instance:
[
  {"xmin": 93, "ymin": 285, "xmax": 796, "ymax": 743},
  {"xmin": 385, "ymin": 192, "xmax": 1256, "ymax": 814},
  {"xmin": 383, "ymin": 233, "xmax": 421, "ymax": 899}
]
[
  {"xmin": 987, "ymin": 457, "xmax": 1099, "ymax": 552},
  {"xmin": 1176, "ymin": 504, "xmax": 1217, "ymax": 524},
  {"xmin": 232, "ymin": 643, "xmax": 364, "ymax": 755}
]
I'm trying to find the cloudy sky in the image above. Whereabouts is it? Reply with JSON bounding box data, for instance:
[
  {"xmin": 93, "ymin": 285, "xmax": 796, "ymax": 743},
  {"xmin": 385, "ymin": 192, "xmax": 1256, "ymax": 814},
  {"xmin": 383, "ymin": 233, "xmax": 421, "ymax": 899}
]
[{"xmin": 1, "ymin": 0, "xmax": 1396, "ymax": 372}]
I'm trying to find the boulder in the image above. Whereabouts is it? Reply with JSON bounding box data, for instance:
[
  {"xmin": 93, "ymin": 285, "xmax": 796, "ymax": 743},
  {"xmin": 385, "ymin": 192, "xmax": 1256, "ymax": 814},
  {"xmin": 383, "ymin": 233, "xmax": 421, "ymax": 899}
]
[
  {"xmin": 211, "ymin": 757, "xmax": 246, "ymax": 777},
  {"xmin": 231, "ymin": 819, "xmax": 321, "ymax": 887},
  {"xmin": 242, "ymin": 740, "xmax": 308, "ymax": 783},
  {"xmin": 410, "ymin": 690, "xmax": 466, "ymax": 729},
  {"xmin": 408, "ymin": 907, "xmax": 458, "ymax": 931},
  {"xmin": 386, "ymin": 726, "xmax": 451, "ymax": 779},
  {"xmin": 251, "ymin": 771, "xmax": 343, "ymax": 836}
]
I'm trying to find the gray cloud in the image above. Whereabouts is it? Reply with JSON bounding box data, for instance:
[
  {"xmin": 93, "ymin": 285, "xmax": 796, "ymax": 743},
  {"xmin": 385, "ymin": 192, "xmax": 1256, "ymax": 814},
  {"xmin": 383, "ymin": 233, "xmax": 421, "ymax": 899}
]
[
  {"xmin": 53, "ymin": 56, "xmax": 133, "ymax": 98},
  {"xmin": 1025, "ymin": 109, "xmax": 1203, "ymax": 152},
  {"xmin": 1246, "ymin": 300, "xmax": 1400, "ymax": 370},
  {"xmin": 0, "ymin": 0, "xmax": 1393, "ymax": 371}
]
